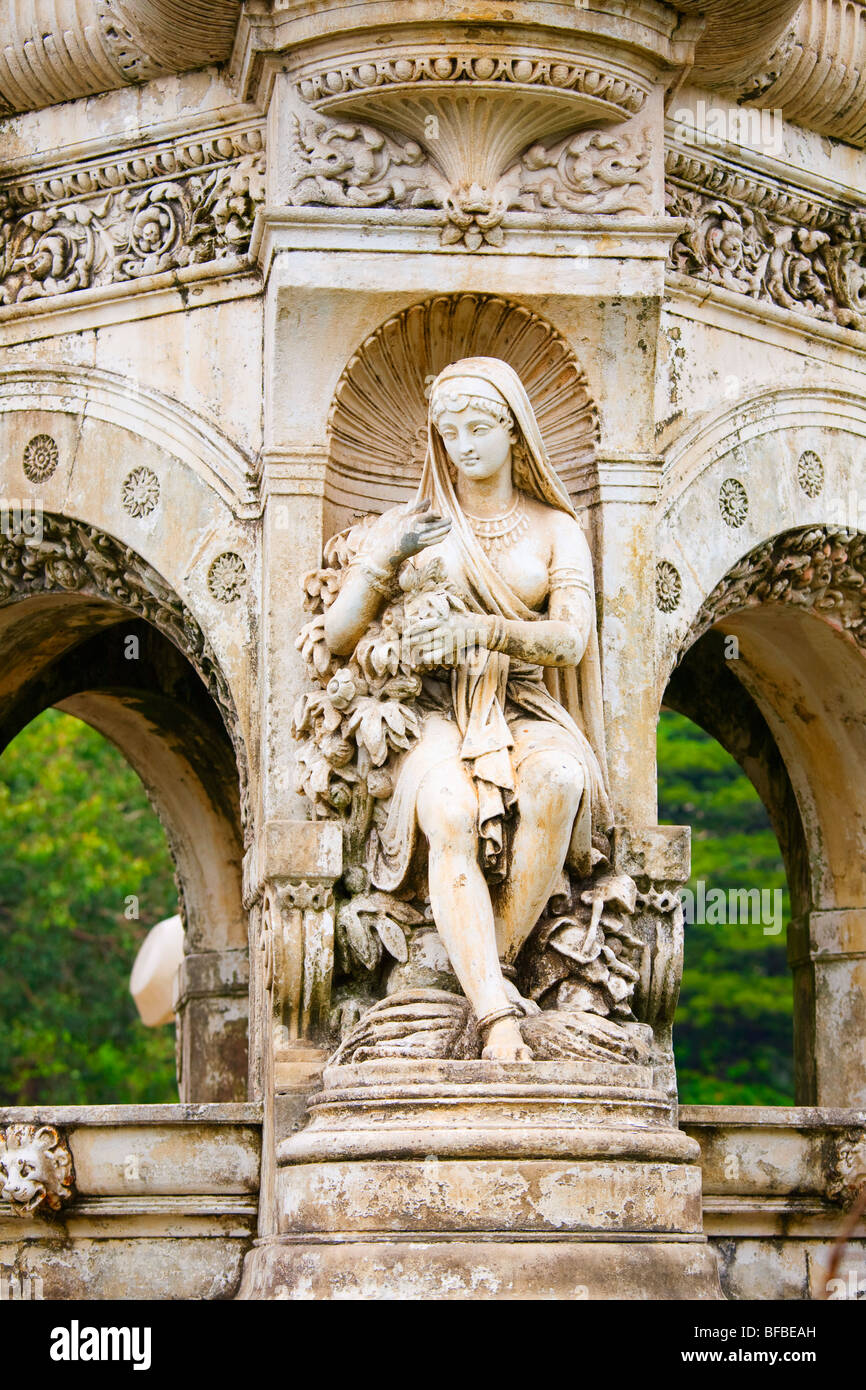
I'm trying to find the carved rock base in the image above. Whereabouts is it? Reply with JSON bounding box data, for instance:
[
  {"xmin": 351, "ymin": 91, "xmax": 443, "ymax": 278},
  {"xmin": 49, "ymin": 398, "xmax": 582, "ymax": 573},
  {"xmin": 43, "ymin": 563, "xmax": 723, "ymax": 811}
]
[{"xmin": 238, "ymin": 1061, "xmax": 723, "ymax": 1300}]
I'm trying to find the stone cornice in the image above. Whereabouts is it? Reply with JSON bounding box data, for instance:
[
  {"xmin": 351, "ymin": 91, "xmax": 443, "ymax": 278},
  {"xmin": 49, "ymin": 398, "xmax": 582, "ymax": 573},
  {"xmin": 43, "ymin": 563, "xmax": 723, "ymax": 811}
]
[{"xmin": 721, "ymin": 0, "xmax": 866, "ymax": 149}]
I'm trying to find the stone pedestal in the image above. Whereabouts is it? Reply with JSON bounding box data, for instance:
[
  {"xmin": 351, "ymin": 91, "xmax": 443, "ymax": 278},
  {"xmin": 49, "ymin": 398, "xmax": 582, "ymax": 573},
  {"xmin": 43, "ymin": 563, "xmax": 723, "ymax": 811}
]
[{"xmin": 239, "ymin": 1060, "xmax": 723, "ymax": 1299}]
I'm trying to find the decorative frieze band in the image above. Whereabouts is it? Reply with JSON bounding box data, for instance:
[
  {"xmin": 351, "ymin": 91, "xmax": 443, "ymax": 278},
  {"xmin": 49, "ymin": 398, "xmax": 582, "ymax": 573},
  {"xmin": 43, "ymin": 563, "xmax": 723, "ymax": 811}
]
[
  {"xmin": 0, "ymin": 126, "xmax": 265, "ymax": 308},
  {"xmin": 665, "ymin": 146, "xmax": 866, "ymax": 335},
  {"xmin": 297, "ymin": 53, "xmax": 646, "ymax": 120}
]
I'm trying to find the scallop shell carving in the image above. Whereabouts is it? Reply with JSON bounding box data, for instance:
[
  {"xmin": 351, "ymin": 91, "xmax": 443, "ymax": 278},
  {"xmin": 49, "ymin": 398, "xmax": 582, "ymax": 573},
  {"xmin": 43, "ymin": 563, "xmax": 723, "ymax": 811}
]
[{"xmin": 328, "ymin": 295, "xmax": 599, "ymax": 517}]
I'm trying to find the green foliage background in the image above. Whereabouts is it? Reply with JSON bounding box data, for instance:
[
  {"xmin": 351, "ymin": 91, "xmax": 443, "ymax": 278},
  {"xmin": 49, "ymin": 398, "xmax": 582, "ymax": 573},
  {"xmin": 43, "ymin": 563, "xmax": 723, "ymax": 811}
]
[
  {"xmin": 0, "ymin": 709, "xmax": 178, "ymax": 1104},
  {"xmin": 658, "ymin": 708, "xmax": 794, "ymax": 1105},
  {"xmin": 0, "ymin": 705, "xmax": 794, "ymax": 1106}
]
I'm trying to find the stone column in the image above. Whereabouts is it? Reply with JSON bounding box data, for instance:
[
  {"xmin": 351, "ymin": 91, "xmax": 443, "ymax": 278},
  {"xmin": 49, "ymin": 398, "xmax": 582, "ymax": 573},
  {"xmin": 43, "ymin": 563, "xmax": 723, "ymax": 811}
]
[
  {"xmin": 788, "ymin": 909, "xmax": 866, "ymax": 1107},
  {"xmin": 174, "ymin": 949, "xmax": 250, "ymax": 1103}
]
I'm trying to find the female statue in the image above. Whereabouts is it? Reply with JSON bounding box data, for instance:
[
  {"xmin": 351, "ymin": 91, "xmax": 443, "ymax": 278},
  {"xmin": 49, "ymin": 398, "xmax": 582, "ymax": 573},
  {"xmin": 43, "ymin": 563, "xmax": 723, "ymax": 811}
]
[{"xmin": 320, "ymin": 356, "xmax": 612, "ymax": 1062}]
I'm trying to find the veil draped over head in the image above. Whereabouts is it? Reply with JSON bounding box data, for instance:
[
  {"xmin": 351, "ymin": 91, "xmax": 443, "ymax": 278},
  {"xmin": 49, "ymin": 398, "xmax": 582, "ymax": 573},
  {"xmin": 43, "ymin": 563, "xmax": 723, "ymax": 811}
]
[{"xmin": 411, "ymin": 356, "xmax": 612, "ymax": 876}]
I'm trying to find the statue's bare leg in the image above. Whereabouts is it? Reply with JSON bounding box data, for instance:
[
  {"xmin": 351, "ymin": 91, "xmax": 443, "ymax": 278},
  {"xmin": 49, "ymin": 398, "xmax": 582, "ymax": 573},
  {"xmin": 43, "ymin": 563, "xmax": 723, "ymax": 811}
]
[
  {"xmin": 416, "ymin": 760, "xmax": 531, "ymax": 1061},
  {"xmin": 494, "ymin": 750, "xmax": 584, "ymax": 965}
]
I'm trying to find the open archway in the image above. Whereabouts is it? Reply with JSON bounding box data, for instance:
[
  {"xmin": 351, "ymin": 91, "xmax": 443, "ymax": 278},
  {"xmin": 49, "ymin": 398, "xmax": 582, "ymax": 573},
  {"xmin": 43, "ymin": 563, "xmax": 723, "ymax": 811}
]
[
  {"xmin": 664, "ymin": 527, "xmax": 866, "ymax": 1106},
  {"xmin": 0, "ymin": 513, "xmax": 250, "ymax": 1101}
]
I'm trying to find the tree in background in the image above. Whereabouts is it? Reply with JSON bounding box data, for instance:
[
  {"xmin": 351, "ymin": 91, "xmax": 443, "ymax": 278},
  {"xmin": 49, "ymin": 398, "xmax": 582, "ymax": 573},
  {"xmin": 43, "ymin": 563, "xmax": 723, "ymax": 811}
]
[
  {"xmin": 658, "ymin": 708, "xmax": 793, "ymax": 1104},
  {"xmin": 0, "ymin": 709, "xmax": 178, "ymax": 1104}
]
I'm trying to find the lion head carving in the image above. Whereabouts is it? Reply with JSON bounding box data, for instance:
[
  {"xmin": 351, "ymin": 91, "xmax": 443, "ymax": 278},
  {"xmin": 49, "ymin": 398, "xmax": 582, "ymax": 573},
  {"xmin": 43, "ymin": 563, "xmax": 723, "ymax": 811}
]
[{"xmin": 0, "ymin": 1124, "xmax": 74, "ymax": 1215}]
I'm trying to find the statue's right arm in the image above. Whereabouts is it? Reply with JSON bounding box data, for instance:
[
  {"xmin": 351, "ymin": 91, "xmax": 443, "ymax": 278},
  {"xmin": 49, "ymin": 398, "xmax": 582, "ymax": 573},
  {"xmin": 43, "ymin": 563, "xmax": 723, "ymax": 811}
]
[{"xmin": 324, "ymin": 565, "xmax": 391, "ymax": 656}]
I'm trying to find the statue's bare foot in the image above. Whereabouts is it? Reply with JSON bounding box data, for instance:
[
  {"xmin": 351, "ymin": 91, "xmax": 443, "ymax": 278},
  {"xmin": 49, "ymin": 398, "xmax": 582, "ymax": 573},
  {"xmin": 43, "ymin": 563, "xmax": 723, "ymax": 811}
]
[{"xmin": 480, "ymin": 1016, "xmax": 532, "ymax": 1062}]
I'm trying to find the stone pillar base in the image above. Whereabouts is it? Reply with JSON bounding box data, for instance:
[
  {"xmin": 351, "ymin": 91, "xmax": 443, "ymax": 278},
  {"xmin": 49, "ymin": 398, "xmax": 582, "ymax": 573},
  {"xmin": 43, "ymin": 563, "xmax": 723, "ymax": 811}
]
[
  {"xmin": 239, "ymin": 1233, "xmax": 722, "ymax": 1300},
  {"xmin": 239, "ymin": 1059, "xmax": 724, "ymax": 1299}
]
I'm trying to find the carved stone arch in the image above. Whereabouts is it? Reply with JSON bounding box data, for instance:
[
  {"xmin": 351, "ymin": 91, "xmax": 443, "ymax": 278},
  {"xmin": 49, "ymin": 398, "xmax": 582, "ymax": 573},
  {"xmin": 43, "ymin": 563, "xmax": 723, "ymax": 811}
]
[
  {"xmin": 325, "ymin": 293, "xmax": 600, "ymax": 531},
  {"xmin": 661, "ymin": 524, "xmax": 866, "ymax": 1108},
  {"xmin": 0, "ymin": 365, "xmax": 259, "ymax": 512},
  {"xmin": 0, "ymin": 512, "xmax": 251, "ymax": 1102}
]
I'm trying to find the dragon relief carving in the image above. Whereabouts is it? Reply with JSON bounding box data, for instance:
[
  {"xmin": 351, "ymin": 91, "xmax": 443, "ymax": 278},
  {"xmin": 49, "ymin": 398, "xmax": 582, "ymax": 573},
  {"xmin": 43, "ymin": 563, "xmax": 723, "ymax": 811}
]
[
  {"xmin": 290, "ymin": 113, "xmax": 652, "ymax": 249},
  {"xmin": 0, "ymin": 1124, "xmax": 74, "ymax": 1216},
  {"xmin": 0, "ymin": 129, "xmax": 265, "ymax": 306}
]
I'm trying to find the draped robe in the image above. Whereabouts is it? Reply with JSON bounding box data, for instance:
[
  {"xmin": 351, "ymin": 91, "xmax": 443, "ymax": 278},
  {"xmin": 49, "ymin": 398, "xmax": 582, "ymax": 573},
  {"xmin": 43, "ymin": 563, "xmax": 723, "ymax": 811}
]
[{"xmin": 354, "ymin": 357, "xmax": 613, "ymax": 892}]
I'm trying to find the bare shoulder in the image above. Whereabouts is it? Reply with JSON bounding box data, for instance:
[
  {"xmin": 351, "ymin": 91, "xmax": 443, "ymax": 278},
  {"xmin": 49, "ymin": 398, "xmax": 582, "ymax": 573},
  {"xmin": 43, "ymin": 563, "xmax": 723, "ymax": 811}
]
[{"xmin": 523, "ymin": 498, "xmax": 592, "ymax": 569}]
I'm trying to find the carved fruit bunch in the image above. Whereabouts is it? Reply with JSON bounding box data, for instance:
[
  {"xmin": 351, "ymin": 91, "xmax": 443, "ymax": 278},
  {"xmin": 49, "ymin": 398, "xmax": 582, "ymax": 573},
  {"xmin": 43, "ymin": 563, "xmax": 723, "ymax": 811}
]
[{"xmin": 294, "ymin": 522, "xmax": 469, "ymax": 1018}]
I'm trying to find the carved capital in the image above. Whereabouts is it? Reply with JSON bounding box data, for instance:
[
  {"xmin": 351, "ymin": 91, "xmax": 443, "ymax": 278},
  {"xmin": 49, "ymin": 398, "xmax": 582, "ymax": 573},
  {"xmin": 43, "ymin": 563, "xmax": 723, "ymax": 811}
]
[
  {"xmin": 0, "ymin": 1124, "xmax": 74, "ymax": 1216},
  {"xmin": 289, "ymin": 105, "xmax": 653, "ymax": 249},
  {"xmin": 262, "ymin": 876, "xmax": 337, "ymax": 1044}
]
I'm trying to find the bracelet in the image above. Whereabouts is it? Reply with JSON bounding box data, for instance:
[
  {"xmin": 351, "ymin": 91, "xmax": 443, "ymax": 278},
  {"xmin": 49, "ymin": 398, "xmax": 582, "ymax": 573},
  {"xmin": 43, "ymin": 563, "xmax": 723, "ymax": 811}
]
[
  {"xmin": 476, "ymin": 1004, "xmax": 520, "ymax": 1034},
  {"xmin": 486, "ymin": 615, "xmax": 508, "ymax": 652},
  {"xmin": 356, "ymin": 557, "xmax": 395, "ymax": 598}
]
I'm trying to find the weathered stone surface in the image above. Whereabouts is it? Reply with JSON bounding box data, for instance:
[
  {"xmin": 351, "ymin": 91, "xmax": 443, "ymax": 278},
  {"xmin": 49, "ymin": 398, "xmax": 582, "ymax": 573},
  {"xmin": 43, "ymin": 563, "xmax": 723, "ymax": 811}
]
[
  {"xmin": 239, "ymin": 1236, "xmax": 722, "ymax": 1301},
  {"xmin": 2, "ymin": 0, "xmax": 866, "ymax": 1304},
  {"xmin": 280, "ymin": 1158, "xmax": 703, "ymax": 1235}
]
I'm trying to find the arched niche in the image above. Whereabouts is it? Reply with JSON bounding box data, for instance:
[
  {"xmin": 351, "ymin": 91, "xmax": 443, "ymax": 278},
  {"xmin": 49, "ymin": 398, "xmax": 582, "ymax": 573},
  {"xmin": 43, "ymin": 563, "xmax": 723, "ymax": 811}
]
[
  {"xmin": 0, "ymin": 513, "xmax": 250, "ymax": 1102},
  {"xmin": 324, "ymin": 292, "xmax": 600, "ymax": 536},
  {"xmin": 662, "ymin": 526, "xmax": 866, "ymax": 1107}
]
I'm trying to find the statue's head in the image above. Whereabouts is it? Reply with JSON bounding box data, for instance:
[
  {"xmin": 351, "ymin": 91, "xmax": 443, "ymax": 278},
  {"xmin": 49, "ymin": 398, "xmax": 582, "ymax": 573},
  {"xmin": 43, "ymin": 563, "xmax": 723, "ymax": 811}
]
[{"xmin": 429, "ymin": 364, "xmax": 528, "ymax": 487}]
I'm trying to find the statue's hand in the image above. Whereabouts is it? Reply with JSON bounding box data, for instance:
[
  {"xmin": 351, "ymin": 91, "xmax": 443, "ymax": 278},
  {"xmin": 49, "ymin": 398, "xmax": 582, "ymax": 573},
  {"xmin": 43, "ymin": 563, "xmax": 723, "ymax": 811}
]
[
  {"xmin": 404, "ymin": 613, "xmax": 493, "ymax": 669},
  {"xmin": 368, "ymin": 498, "xmax": 451, "ymax": 574}
]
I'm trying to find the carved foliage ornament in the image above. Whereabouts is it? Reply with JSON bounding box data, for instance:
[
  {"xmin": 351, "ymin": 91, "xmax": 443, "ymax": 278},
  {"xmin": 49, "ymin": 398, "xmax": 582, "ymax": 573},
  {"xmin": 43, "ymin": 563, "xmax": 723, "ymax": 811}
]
[
  {"xmin": 0, "ymin": 128, "xmax": 265, "ymax": 307},
  {"xmin": 122, "ymin": 466, "xmax": 160, "ymax": 518},
  {"xmin": 656, "ymin": 560, "xmax": 682, "ymax": 613},
  {"xmin": 291, "ymin": 112, "xmax": 651, "ymax": 249},
  {"xmin": 0, "ymin": 513, "xmax": 249, "ymax": 833},
  {"xmin": 0, "ymin": 1124, "xmax": 74, "ymax": 1216},
  {"xmin": 666, "ymin": 151, "xmax": 866, "ymax": 334},
  {"xmin": 687, "ymin": 525, "xmax": 866, "ymax": 651}
]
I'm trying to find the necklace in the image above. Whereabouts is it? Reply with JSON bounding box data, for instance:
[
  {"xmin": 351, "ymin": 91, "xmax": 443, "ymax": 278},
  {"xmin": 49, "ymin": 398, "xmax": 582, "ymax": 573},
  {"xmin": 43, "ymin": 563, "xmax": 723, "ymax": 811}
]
[{"xmin": 463, "ymin": 493, "xmax": 529, "ymax": 555}]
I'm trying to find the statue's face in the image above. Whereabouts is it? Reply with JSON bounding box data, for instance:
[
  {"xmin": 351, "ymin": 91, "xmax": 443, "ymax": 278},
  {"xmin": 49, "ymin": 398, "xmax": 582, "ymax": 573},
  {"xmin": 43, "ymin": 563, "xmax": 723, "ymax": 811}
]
[{"xmin": 434, "ymin": 404, "xmax": 514, "ymax": 482}]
